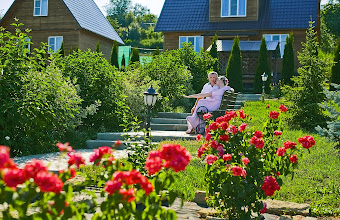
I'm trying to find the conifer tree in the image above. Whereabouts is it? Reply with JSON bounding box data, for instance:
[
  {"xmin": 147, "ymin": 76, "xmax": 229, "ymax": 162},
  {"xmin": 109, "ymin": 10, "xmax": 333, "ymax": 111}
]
[
  {"xmin": 58, "ymin": 41, "xmax": 65, "ymax": 57},
  {"xmin": 331, "ymin": 38, "xmax": 340, "ymax": 90},
  {"xmin": 110, "ymin": 41, "xmax": 119, "ymax": 68},
  {"xmin": 253, "ymin": 37, "xmax": 271, "ymax": 94},
  {"xmin": 210, "ymin": 34, "xmax": 219, "ymax": 73},
  {"xmin": 286, "ymin": 21, "xmax": 329, "ymax": 129},
  {"xmin": 69, "ymin": 46, "xmax": 73, "ymax": 55},
  {"xmin": 152, "ymin": 47, "xmax": 160, "ymax": 56},
  {"xmin": 96, "ymin": 41, "xmax": 101, "ymax": 53},
  {"xmin": 121, "ymin": 54, "xmax": 126, "ymax": 70},
  {"xmin": 226, "ymin": 36, "xmax": 243, "ymax": 92},
  {"xmin": 281, "ymin": 33, "xmax": 295, "ymax": 85},
  {"xmin": 130, "ymin": 48, "xmax": 140, "ymax": 64}
]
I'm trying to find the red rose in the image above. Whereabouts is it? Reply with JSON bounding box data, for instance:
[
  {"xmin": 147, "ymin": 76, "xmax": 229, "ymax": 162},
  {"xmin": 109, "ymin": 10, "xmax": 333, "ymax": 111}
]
[
  {"xmin": 197, "ymin": 146, "xmax": 206, "ymax": 158},
  {"xmin": 283, "ymin": 140, "xmax": 297, "ymax": 149},
  {"xmin": 68, "ymin": 153, "xmax": 85, "ymax": 168},
  {"xmin": 210, "ymin": 140, "xmax": 219, "ymax": 149},
  {"xmin": 119, "ymin": 188, "xmax": 136, "ymax": 203},
  {"xmin": 238, "ymin": 110, "xmax": 247, "ymax": 119},
  {"xmin": 297, "ymin": 135, "xmax": 315, "ymax": 149},
  {"xmin": 0, "ymin": 145, "xmax": 10, "ymax": 169},
  {"xmin": 203, "ymin": 113, "xmax": 212, "ymax": 120},
  {"xmin": 266, "ymin": 105, "xmax": 270, "ymax": 108},
  {"xmin": 56, "ymin": 142, "xmax": 73, "ymax": 152},
  {"xmin": 145, "ymin": 151, "xmax": 163, "ymax": 175},
  {"xmin": 90, "ymin": 146, "xmax": 113, "ymax": 164},
  {"xmin": 223, "ymin": 153, "xmax": 232, "ymax": 161},
  {"xmin": 290, "ymin": 154, "xmax": 298, "ymax": 163},
  {"xmin": 196, "ymin": 134, "xmax": 202, "ymax": 141},
  {"xmin": 23, "ymin": 159, "xmax": 48, "ymax": 179},
  {"xmin": 216, "ymin": 116, "xmax": 224, "ymax": 123},
  {"xmin": 259, "ymin": 203, "xmax": 267, "ymax": 214},
  {"xmin": 279, "ymin": 104, "xmax": 288, "ymax": 112},
  {"xmin": 205, "ymin": 155, "xmax": 218, "ymax": 165},
  {"xmin": 238, "ymin": 123, "xmax": 247, "ymax": 132},
  {"xmin": 276, "ymin": 147, "xmax": 286, "ymax": 157},
  {"xmin": 241, "ymin": 157, "xmax": 250, "ymax": 166},
  {"xmin": 220, "ymin": 122, "xmax": 229, "ymax": 130},
  {"xmin": 254, "ymin": 130, "xmax": 263, "ymax": 138},
  {"xmin": 241, "ymin": 168, "xmax": 247, "ymax": 178},
  {"xmin": 115, "ymin": 140, "xmax": 122, "ymax": 146},
  {"xmin": 219, "ymin": 134, "xmax": 229, "ymax": 142},
  {"xmin": 205, "ymin": 133, "xmax": 211, "ymax": 141},
  {"xmin": 231, "ymin": 166, "xmax": 243, "ymax": 176},
  {"xmin": 228, "ymin": 111, "xmax": 238, "ymax": 119},
  {"xmin": 276, "ymin": 171, "xmax": 281, "ymax": 176},
  {"xmin": 269, "ymin": 111, "xmax": 279, "ymax": 119},
  {"xmin": 261, "ymin": 176, "xmax": 281, "ymax": 196},
  {"xmin": 250, "ymin": 136, "xmax": 264, "ymax": 149},
  {"xmin": 210, "ymin": 122, "xmax": 219, "ymax": 130},
  {"xmin": 159, "ymin": 144, "xmax": 191, "ymax": 172},
  {"xmin": 228, "ymin": 125, "xmax": 238, "ymax": 134},
  {"xmin": 274, "ymin": 130, "xmax": 283, "ymax": 136},
  {"xmin": 35, "ymin": 171, "xmax": 64, "ymax": 194},
  {"xmin": 3, "ymin": 169, "xmax": 26, "ymax": 188}
]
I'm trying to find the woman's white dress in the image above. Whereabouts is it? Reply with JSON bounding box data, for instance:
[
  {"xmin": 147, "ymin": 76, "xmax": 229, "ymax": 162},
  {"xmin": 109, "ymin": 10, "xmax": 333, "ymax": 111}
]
[{"xmin": 186, "ymin": 86, "xmax": 232, "ymax": 133}]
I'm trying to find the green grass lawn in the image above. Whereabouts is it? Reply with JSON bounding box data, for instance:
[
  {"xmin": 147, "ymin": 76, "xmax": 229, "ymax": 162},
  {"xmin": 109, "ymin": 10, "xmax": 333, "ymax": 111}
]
[{"xmin": 159, "ymin": 100, "xmax": 340, "ymax": 216}]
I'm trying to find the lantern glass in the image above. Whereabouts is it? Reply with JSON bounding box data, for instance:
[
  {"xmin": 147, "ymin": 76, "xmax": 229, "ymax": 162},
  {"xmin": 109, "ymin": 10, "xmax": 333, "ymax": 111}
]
[
  {"xmin": 144, "ymin": 94, "xmax": 153, "ymax": 107},
  {"xmin": 261, "ymin": 73, "xmax": 268, "ymax": 82}
]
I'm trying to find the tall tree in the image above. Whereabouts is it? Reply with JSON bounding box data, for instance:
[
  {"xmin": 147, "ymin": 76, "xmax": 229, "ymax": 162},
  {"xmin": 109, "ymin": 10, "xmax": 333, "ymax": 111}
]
[
  {"xmin": 210, "ymin": 34, "xmax": 219, "ymax": 73},
  {"xmin": 253, "ymin": 37, "xmax": 271, "ymax": 94},
  {"xmin": 130, "ymin": 48, "xmax": 140, "ymax": 64},
  {"xmin": 331, "ymin": 37, "xmax": 340, "ymax": 90},
  {"xmin": 285, "ymin": 21, "xmax": 329, "ymax": 129},
  {"xmin": 58, "ymin": 41, "xmax": 65, "ymax": 57},
  {"xmin": 106, "ymin": 0, "xmax": 132, "ymax": 27},
  {"xmin": 322, "ymin": 2, "xmax": 340, "ymax": 37},
  {"xmin": 110, "ymin": 41, "xmax": 119, "ymax": 68},
  {"xmin": 121, "ymin": 54, "xmax": 126, "ymax": 70},
  {"xmin": 226, "ymin": 36, "xmax": 243, "ymax": 92},
  {"xmin": 281, "ymin": 33, "xmax": 295, "ymax": 85},
  {"xmin": 95, "ymin": 41, "xmax": 101, "ymax": 53}
]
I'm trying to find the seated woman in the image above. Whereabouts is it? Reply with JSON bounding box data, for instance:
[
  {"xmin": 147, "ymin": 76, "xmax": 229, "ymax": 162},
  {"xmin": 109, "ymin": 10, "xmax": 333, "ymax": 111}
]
[{"xmin": 183, "ymin": 76, "xmax": 234, "ymax": 134}]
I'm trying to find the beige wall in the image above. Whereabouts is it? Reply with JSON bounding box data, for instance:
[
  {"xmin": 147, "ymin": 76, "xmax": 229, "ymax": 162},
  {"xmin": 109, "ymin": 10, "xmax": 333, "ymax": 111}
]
[{"xmin": 79, "ymin": 30, "xmax": 113, "ymax": 60}]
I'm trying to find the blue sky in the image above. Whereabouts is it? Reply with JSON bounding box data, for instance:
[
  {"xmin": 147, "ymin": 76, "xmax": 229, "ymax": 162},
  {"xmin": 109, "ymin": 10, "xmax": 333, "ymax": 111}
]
[{"xmin": 0, "ymin": 0, "xmax": 330, "ymax": 18}]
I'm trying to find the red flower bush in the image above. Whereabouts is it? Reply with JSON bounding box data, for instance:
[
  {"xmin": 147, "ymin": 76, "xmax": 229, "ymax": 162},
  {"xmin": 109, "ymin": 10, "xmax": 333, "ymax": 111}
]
[
  {"xmin": 0, "ymin": 145, "xmax": 10, "ymax": 169},
  {"xmin": 254, "ymin": 130, "xmax": 263, "ymax": 138},
  {"xmin": 238, "ymin": 123, "xmax": 247, "ymax": 132},
  {"xmin": 223, "ymin": 154, "xmax": 232, "ymax": 161},
  {"xmin": 219, "ymin": 134, "xmax": 229, "ymax": 142},
  {"xmin": 56, "ymin": 142, "xmax": 73, "ymax": 152},
  {"xmin": 23, "ymin": 159, "xmax": 48, "ymax": 179},
  {"xmin": 274, "ymin": 130, "xmax": 283, "ymax": 136},
  {"xmin": 283, "ymin": 141, "xmax": 297, "ymax": 149},
  {"xmin": 196, "ymin": 134, "xmax": 202, "ymax": 141},
  {"xmin": 205, "ymin": 155, "xmax": 218, "ymax": 165},
  {"xmin": 269, "ymin": 111, "xmax": 280, "ymax": 119},
  {"xmin": 261, "ymin": 176, "xmax": 281, "ymax": 196},
  {"xmin": 290, "ymin": 154, "xmax": 298, "ymax": 163},
  {"xmin": 220, "ymin": 122, "xmax": 229, "ymax": 130},
  {"xmin": 250, "ymin": 136, "xmax": 264, "ymax": 149},
  {"xmin": 3, "ymin": 169, "xmax": 26, "ymax": 188},
  {"xmin": 276, "ymin": 147, "xmax": 286, "ymax": 157},
  {"xmin": 298, "ymin": 135, "xmax": 315, "ymax": 149},
  {"xmin": 279, "ymin": 104, "xmax": 288, "ymax": 112},
  {"xmin": 34, "ymin": 171, "xmax": 64, "ymax": 194},
  {"xmin": 68, "ymin": 153, "xmax": 85, "ymax": 168},
  {"xmin": 203, "ymin": 113, "xmax": 212, "ymax": 120},
  {"xmin": 231, "ymin": 166, "xmax": 244, "ymax": 176},
  {"xmin": 242, "ymin": 157, "xmax": 250, "ymax": 166},
  {"xmin": 145, "ymin": 144, "xmax": 191, "ymax": 175},
  {"xmin": 90, "ymin": 146, "xmax": 113, "ymax": 164}
]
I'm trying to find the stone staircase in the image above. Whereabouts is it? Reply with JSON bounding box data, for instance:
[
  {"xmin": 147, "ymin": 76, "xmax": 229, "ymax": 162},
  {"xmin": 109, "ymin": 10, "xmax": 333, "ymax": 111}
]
[{"xmin": 86, "ymin": 94, "xmax": 262, "ymax": 149}]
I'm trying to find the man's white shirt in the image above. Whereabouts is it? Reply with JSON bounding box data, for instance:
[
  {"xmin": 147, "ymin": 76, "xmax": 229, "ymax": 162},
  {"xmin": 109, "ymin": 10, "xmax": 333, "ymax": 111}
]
[{"xmin": 201, "ymin": 83, "xmax": 219, "ymax": 99}]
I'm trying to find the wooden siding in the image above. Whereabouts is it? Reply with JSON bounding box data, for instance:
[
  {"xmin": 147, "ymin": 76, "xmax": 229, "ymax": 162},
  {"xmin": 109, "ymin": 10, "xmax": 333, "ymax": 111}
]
[
  {"xmin": 209, "ymin": 0, "xmax": 259, "ymax": 22},
  {"xmin": 164, "ymin": 32, "xmax": 210, "ymax": 51},
  {"xmin": 79, "ymin": 30, "xmax": 113, "ymax": 60}
]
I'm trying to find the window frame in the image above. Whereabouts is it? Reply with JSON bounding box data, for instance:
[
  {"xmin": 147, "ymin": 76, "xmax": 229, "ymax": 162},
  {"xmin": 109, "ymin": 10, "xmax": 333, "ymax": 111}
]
[
  {"xmin": 178, "ymin": 36, "xmax": 204, "ymax": 53},
  {"xmin": 24, "ymin": 38, "xmax": 31, "ymax": 53},
  {"xmin": 221, "ymin": 0, "xmax": 247, "ymax": 17},
  {"xmin": 263, "ymin": 34, "xmax": 289, "ymax": 58},
  {"xmin": 33, "ymin": 0, "xmax": 48, "ymax": 17},
  {"xmin": 48, "ymin": 36, "xmax": 63, "ymax": 54}
]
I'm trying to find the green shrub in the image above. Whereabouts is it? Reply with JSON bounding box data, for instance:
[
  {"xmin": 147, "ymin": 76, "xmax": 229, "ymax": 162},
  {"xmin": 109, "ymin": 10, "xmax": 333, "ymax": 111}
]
[
  {"xmin": 330, "ymin": 38, "xmax": 340, "ymax": 90},
  {"xmin": 281, "ymin": 33, "xmax": 295, "ymax": 85},
  {"xmin": 283, "ymin": 21, "xmax": 330, "ymax": 129},
  {"xmin": 110, "ymin": 41, "xmax": 119, "ymax": 69},
  {"xmin": 56, "ymin": 50, "xmax": 131, "ymax": 131},
  {"xmin": 226, "ymin": 36, "xmax": 243, "ymax": 92},
  {"xmin": 130, "ymin": 47, "xmax": 140, "ymax": 64},
  {"xmin": 253, "ymin": 37, "xmax": 271, "ymax": 94},
  {"xmin": 210, "ymin": 34, "xmax": 219, "ymax": 73}
]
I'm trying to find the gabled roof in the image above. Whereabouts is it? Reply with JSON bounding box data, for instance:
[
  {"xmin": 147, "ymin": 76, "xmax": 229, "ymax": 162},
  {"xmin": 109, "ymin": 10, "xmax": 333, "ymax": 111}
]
[
  {"xmin": 208, "ymin": 40, "xmax": 279, "ymax": 52},
  {"xmin": 63, "ymin": 0, "xmax": 124, "ymax": 44},
  {"xmin": 155, "ymin": 0, "xmax": 319, "ymax": 32}
]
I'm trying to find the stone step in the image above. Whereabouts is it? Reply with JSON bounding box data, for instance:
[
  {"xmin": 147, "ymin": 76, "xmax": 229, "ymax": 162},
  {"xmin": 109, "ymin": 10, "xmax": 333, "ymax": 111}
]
[
  {"xmin": 151, "ymin": 118, "xmax": 187, "ymax": 124},
  {"xmin": 156, "ymin": 112, "xmax": 191, "ymax": 119},
  {"xmin": 151, "ymin": 123, "xmax": 188, "ymax": 131},
  {"xmin": 86, "ymin": 140, "xmax": 158, "ymax": 149}
]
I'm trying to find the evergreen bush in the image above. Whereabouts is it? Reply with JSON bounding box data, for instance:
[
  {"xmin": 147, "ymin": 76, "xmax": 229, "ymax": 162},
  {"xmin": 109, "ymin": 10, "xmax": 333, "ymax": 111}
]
[
  {"xmin": 110, "ymin": 41, "xmax": 119, "ymax": 69},
  {"xmin": 281, "ymin": 33, "xmax": 295, "ymax": 85},
  {"xmin": 330, "ymin": 38, "xmax": 340, "ymax": 90},
  {"xmin": 130, "ymin": 48, "xmax": 140, "ymax": 64},
  {"xmin": 210, "ymin": 34, "xmax": 219, "ymax": 73},
  {"xmin": 253, "ymin": 37, "xmax": 271, "ymax": 94},
  {"xmin": 316, "ymin": 83, "xmax": 340, "ymax": 149},
  {"xmin": 96, "ymin": 41, "xmax": 101, "ymax": 53},
  {"xmin": 226, "ymin": 36, "xmax": 243, "ymax": 92},
  {"xmin": 58, "ymin": 41, "xmax": 65, "ymax": 57},
  {"xmin": 121, "ymin": 54, "xmax": 126, "ymax": 70},
  {"xmin": 283, "ymin": 21, "xmax": 330, "ymax": 129},
  {"xmin": 152, "ymin": 46, "xmax": 160, "ymax": 56}
]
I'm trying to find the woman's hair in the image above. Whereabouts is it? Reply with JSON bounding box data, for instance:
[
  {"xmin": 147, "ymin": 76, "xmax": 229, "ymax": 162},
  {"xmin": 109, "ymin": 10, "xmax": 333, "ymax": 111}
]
[{"xmin": 218, "ymin": 76, "xmax": 228, "ymax": 85}]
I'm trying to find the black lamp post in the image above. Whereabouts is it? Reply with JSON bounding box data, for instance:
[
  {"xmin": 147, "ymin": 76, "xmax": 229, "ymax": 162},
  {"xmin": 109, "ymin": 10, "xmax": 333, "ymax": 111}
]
[
  {"xmin": 261, "ymin": 72, "xmax": 268, "ymax": 102},
  {"xmin": 144, "ymin": 84, "xmax": 158, "ymax": 141}
]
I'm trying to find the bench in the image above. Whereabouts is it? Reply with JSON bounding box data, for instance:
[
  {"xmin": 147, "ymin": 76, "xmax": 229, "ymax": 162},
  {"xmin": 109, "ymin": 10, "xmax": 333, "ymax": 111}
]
[{"xmin": 195, "ymin": 91, "xmax": 240, "ymax": 134}]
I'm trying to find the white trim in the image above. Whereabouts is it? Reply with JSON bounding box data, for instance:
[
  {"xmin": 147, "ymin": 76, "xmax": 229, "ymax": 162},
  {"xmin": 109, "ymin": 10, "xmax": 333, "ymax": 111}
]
[
  {"xmin": 48, "ymin": 36, "xmax": 63, "ymax": 54},
  {"xmin": 263, "ymin": 34, "xmax": 289, "ymax": 58},
  {"xmin": 221, "ymin": 0, "xmax": 247, "ymax": 17},
  {"xmin": 178, "ymin": 36, "xmax": 204, "ymax": 53},
  {"xmin": 33, "ymin": 0, "xmax": 48, "ymax": 16},
  {"xmin": 25, "ymin": 38, "xmax": 31, "ymax": 53}
]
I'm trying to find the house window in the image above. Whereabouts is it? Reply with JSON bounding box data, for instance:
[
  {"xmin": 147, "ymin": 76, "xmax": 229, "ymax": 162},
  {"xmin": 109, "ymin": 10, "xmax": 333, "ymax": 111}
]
[
  {"xmin": 263, "ymin": 34, "xmax": 288, "ymax": 58},
  {"xmin": 24, "ymin": 38, "xmax": 31, "ymax": 53},
  {"xmin": 221, "ymin": 0, "xmax": 246, "ymax": 17},
  {"xmin": 48, "ymin": 36, "xmax": 63, "ymax": 54},
  {"xmin": 34, "ymin": 0, "xmax": 48, "ymax": 16},
  {"xmin": 179, "ymin": 36, "xmax": 204, "ymax": 53}
]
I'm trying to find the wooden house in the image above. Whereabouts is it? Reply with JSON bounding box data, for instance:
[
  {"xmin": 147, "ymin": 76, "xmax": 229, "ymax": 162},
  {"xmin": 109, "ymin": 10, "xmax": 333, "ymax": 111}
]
[
  {"xmin": 155, "ymin": 0, "xmax": 320, "ymax": 91},
  {"xmin": 0, "ymin": 0, "xmax": 124, "ymax": 60}
]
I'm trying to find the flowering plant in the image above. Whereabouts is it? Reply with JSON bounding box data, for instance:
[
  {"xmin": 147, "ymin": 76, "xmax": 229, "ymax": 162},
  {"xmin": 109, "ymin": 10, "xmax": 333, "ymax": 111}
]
[
  {"xmin": 198, "ymin": 106, "xmax": 315, "ymax": 219},
  {"xmin": 0, "ymin": 142, "xmax": 191, "ymax": 219}
]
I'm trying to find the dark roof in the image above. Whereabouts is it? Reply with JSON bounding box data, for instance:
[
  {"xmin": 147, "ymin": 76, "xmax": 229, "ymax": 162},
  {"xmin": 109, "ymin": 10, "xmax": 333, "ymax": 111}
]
[
  {"xmin": 155, "ymin": 0, "xmax": 318, "ymax": 32},
  {"xmin": 63, "ymin": 0, "xmax": 124, "ymax": 44},
  {"xmin": 208, "ymin": 40, "xmax": 279, "ymax": 52}
]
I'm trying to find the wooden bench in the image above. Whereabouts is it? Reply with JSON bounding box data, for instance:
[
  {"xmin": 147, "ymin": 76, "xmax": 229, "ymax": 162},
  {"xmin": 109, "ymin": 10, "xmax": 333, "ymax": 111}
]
[{"xmin": 212, "ymin": 91, "xmax": 239, "ymax": 119}]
